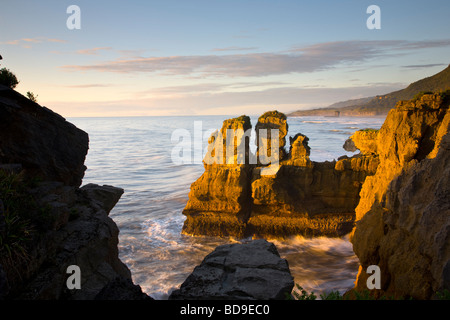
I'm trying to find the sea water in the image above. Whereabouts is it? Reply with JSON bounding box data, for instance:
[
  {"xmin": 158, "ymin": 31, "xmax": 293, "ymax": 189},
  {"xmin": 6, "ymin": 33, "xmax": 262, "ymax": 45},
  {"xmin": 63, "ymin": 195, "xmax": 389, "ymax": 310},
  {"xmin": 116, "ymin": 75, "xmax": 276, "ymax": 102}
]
[{"xmin": 69, "ymin": 115, "xmax": 385, "ymax": 299}]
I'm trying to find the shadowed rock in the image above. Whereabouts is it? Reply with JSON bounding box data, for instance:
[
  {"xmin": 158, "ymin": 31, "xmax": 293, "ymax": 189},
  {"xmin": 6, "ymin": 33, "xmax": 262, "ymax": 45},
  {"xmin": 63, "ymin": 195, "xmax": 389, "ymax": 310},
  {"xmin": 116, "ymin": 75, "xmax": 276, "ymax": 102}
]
[
  {"xmin": 169, "ymin": 239, "xmax": 294, "ymax": 300},
  {"xmin": 0, "ymin": 85, "xmax": 88, "ymax": 187},
  {"xmin": 0, "ymin": 86, "xmax": 151, "ymax": 300}
]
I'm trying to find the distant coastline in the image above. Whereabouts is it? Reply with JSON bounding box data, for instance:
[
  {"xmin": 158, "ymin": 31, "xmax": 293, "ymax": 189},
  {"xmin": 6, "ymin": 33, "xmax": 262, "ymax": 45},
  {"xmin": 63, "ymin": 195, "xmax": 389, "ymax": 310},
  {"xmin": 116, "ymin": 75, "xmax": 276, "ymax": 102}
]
[
  {"xmin": 288, "ymin": 108, "xmax": 389, "ymax": 117},
  {"xmin": 288, "ymin": 64, "xmax": 450, "ymax": 118}
]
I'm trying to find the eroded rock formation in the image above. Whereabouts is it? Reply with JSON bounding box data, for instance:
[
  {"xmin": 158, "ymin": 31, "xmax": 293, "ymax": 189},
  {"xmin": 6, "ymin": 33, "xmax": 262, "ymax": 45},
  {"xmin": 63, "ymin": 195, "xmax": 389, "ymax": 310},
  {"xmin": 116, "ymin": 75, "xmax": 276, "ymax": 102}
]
[
  {"xmin": 182, "ymin": 110, "xmax": 379, "ymax": 238},
  {"xmin": 349, "ymin": 92, "xmax": 450, "ymax": 299}
]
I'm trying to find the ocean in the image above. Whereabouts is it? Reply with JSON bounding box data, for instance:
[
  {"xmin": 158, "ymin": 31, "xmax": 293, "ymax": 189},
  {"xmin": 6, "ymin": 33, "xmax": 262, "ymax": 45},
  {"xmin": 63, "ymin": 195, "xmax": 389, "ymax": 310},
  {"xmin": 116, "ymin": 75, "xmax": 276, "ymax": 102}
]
[{"xmin": 69, "ymin": 114, "xmax": 386, "ymax": 300}]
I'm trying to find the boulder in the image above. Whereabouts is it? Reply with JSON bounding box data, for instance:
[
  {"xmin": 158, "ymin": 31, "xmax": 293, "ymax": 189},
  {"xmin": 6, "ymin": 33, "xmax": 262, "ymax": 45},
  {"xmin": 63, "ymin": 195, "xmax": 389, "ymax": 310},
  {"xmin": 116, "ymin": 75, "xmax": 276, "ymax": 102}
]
[
  {"xmin": 0, "ymin": 85, "xmax": 88, "ymax": 187},
  {"xmin": 169, "ymin": 239, "xmax": 294, "ymax": 300},
  {"xmin": 343, "ymin": 138, "xmax": 357, "ymax": 152}
]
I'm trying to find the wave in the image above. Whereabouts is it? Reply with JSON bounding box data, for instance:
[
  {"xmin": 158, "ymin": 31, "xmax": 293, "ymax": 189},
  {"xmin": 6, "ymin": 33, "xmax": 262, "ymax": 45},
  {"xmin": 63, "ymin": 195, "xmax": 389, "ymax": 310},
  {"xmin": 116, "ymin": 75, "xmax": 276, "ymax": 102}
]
[{"xmin": 301, "ymin": 120, "xmax": 325, "ymax": 124}]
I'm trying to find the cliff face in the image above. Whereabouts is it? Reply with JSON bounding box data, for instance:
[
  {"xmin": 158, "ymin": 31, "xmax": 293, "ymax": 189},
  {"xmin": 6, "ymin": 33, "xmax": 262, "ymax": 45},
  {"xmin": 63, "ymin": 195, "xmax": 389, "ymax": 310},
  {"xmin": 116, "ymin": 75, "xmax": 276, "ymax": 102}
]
[
  {"xmin": 0, "ymin": 85, "xmax": 88, "ymax": 187},
  {"xmin": 0, "ymin": 86, "xmax": 149, "ymax": 300},
  {"xmin": 182, "ymin": 111, "xmax": 379, "ymax": 239},
  {"xmin": 350, "ymin": 93, "xmax": 450, "ymax": 299}
]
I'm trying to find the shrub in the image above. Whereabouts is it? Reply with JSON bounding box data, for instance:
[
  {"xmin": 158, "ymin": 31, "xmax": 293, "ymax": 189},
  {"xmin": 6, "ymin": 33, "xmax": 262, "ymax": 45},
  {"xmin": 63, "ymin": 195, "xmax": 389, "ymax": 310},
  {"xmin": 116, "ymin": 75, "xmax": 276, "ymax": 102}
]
[
  {"xmin": 412, "ymin": 91, "xmax": 433, "ymax": 101},
  {"xmin": 0, "ymin": 68, "xmax": 19, "ymax": 89},
  {"xmin": 0, "ymin": 171, "xmax": 35, "ymax": 259},
  {"xmin": 290, "ymin": 284, "xmax": 317, "ymax": 300},
  {"xmin": 26, "ymin": 91, "xmax": 38, "ymax": 102}
]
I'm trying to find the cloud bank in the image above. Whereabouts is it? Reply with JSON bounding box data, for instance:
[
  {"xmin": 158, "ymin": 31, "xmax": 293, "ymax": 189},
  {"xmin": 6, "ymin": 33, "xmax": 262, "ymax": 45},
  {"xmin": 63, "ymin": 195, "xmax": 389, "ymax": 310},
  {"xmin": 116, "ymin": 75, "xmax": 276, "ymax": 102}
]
[{"xmin": 62, "ymin": 39, "xmax": 450, "ymax": 77}]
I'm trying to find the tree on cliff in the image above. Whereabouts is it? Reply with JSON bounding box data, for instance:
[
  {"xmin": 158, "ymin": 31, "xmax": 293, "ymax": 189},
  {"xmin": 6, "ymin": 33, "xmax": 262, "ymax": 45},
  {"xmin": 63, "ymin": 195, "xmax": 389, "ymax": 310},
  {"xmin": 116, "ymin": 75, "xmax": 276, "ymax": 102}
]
[
  {"xmin": 26, "ymin": 91, "xmax": 38, "ymax": 103},
  {"xmin": 0, "ymin": 68, "xmax": 19, "ymax": 89}
]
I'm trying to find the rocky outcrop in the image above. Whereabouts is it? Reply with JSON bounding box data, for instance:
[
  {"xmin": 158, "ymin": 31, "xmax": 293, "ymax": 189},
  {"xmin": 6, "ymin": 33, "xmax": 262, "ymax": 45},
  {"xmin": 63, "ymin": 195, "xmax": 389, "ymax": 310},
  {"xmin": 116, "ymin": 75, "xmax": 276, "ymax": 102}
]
[
  {"xmin": 248, "ymin": 154, "xmax": 378, "ymax": 238},
  {"xmin": 255, "ymin": 111, "xmax": 288, "ymax": 164},
  {"xmin": 182, "ymin": 111, "xmax": 379, "ymax": 239},
  {"xmin": 0, "ymin": 86, "xmax": 150, "ymax": 300},
  {"xmin": 2, "ymin": 182, "xmax": 131, "ymax": 299},
  {"xmin": 349, "ymin": 129, "xmax": 379, "ymax": 155},
  {"xmin": 0, "ymin": 85, "xmax": 88, "ymax": 187},
  {"xmin": 182, "ymin": 116, "xmax": 253, "ymax": 238},
  {"xmin": 284, "ymin": 133, "xmax": 312, "ymax": 167},
  {"xmin": 349, "ymin": 92, "xmax": 450, "ymax": 299},
  {"xmin": 169, "ymin": 239, "xmax": 294, "ymax": 300}
]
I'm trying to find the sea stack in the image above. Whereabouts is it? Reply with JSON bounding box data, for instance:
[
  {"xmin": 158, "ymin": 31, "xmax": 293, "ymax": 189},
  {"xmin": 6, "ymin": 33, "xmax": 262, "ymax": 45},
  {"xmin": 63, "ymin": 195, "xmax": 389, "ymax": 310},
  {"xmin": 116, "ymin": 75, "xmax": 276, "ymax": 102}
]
[
  {"xmin": 181, "ymin": 115, "xmax": 254, "ymax": 238},
  {"xmin": 181, "ymin": 110, "xmax": 379, "ymax": 239}
]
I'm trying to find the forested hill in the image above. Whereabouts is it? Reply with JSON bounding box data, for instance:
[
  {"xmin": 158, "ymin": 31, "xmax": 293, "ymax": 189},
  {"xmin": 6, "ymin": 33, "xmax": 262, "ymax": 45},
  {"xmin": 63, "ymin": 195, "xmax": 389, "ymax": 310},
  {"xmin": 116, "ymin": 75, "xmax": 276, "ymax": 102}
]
[{"xmin": 288, "ymin": 64, "xmax": 450, "ymax": 117}]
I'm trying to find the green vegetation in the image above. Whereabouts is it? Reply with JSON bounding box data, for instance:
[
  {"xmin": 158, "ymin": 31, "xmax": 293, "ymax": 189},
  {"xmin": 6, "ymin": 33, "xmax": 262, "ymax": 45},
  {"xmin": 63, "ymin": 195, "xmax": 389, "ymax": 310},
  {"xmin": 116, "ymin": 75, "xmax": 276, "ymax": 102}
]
[
  {"xmin": 287, "ymin": 283, "xmax": 450, "ymax": 300},
  {"xmin": 0, "ymin": 171, "xmax": 35, "ymax": 266},
  {"xmin": 234, "ymin": 115, "xmax": 251, "ymax": 129},
  {"xmin": 439, "ymin": 89, "xmax": 450, "ymax": 100},
  {"xmin": 26, "ymin": 91, "xmax": 38, "ymax": 103},
  {"xmin": 412, "ymin": 91, "xmax": 433, "ymax": 102},
  {"xmin": 289, "ymin": 284, "xmax": 317, "ymax": 300},
  {"xmin": 360, "ymin": 128, "xmax": 379, "ymax": 133},
  {"xmin": 287, "ymin": 284, "xmax": 383, "ymax": 300},
  {"xmin": 436, "ymin": 289, "xmax": 450, "ymax": 300},
  {"xmin": 259, "ymin": 110, "xmax": 287, "ymax": 120},
  {"xmin": 0, "ymin": 67, "xmax": 19, "ymax": 89}
]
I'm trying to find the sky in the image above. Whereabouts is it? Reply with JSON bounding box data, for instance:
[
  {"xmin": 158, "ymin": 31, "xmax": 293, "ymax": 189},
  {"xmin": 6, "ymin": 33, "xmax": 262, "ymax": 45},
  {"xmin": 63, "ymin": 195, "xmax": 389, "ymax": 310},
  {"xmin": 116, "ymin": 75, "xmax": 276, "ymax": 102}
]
[{"xmin": 1, "ymin": 0, "xmax": 450, "ymax": 117}]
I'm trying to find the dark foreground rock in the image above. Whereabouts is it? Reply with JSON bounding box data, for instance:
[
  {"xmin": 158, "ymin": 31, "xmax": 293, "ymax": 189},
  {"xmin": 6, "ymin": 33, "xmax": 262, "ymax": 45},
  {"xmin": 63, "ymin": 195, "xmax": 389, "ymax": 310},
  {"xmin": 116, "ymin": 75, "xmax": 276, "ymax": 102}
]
[
  {"xmin": 169, "ymin": 239, "xmax": 294, "ymax": 300},
  {"xmin": 0, "ymin": 85, "xmax": 88, "ymax": 187},
  {"xmin": 0, "ymin": 87, "xmax": 150, "ymax": 300},
  {"xmin": 0, "ymin": 181, "xmax": 146, "ymax": 299},
  {"xmin": 95, "ymin": 276, "xmax": 152, "ymax": 300}
]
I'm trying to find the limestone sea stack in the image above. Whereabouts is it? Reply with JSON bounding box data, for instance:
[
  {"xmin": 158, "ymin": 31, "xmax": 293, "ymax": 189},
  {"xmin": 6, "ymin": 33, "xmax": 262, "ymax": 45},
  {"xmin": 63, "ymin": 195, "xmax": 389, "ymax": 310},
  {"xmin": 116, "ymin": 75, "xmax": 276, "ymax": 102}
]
[
  {"xmin": 349, "ymin": 92, "xmax": 450, "ymax": 299},
  {"xmin": 181, "ymin": 110, "xmax": 379, "ymax": 239},
  {"xmin": 182, "ymin": 115, "xmax": 253, "ymax": 238}
]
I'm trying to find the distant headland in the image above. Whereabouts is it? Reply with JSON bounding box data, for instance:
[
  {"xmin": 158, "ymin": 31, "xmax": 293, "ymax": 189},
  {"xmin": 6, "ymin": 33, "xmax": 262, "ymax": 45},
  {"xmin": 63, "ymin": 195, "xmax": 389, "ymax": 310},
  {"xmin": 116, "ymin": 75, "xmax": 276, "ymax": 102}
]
[{"xmin": 288, "ymin": 64, "xmax": 450, "ymax": 117}]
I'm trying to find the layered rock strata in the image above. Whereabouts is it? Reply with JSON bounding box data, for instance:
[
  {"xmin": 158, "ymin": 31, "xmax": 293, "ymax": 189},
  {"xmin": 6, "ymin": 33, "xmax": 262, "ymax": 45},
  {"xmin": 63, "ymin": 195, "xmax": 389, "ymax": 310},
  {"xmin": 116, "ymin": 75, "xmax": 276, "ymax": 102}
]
[
  {"xmin": 182, "ymin": 115, "xmax": 253, "ymax": 238},
  {"xmin": 169, "ymin": 239, "xmax": 294, "ymax": 300},
  {"xmin": 349, "ymin": 93, "xmax": 450, "ymax": 299},
  {"xmin": 182, "ymin": 110, "xmax": 379, "ymax": 238}
]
